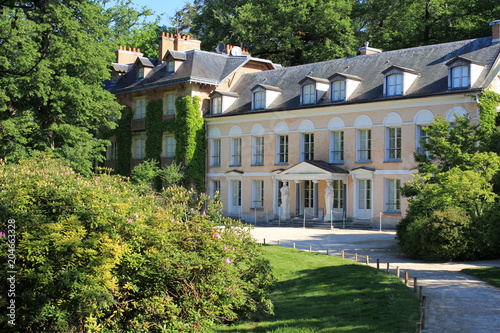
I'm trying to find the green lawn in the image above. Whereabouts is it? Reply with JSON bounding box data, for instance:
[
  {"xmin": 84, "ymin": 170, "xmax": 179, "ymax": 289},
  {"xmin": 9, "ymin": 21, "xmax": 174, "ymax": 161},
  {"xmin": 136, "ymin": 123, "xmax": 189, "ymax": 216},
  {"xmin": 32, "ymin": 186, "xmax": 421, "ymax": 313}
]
[
  {"xmin": 214, "ymin": 245, "xmax": 420, "ymax": 333},
  {"xmin": 462, "ymin": 267, "xmax": 500, "ymax": 289}
]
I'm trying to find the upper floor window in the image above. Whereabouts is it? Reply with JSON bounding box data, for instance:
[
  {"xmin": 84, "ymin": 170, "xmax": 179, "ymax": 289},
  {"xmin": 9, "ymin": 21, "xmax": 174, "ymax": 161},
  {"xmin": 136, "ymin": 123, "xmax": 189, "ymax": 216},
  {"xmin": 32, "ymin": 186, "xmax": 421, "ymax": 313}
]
[
  {"xmin": 163, "ymin": 135, "xmax": 176, "ymax": 158},
  {"xmin": 357, "ymin": 129, "xmax": 371, "ymax": 162},
  {"xmin": 132, "ymin": 137, "xmax": 145, "ymax": 159},
  {"xmin": 302, "ymin": 133, "xmax": 314, "ymax": 161},
  {"xmin": 386, "ymin": 127, "xmax": 402, "ymax": 161},
  {"xmin": 165, "ymin": 93, "xmax": 176, "ymax": 116},
  {"xmin": 212, "ymin": 97, "xmax": 222, "ymax": 114},
  {"xmin": 253, "ymin": 91, "xmax": 265, "ymax": 110},
  {"xmin": 253, "ymin": 136, "xmax": 264, "ymax": 165},
  {"xmin": 330, "ymin": 131, "xmax": 344, "ymax": 163},
  {"xmin": 137, "ymin": 67, "xmax": 144, "ymax": 80},
  {"xmin": 231, "ymin": 137, "xmax": 242, "ymax": 166},
  {"xmin": 167, "ymin": 61, "xmax": 175, "ymax": 73},
  {"xmin": 211, "ymin": 139, "xmax": 221, "ymax": 166},
  {"xmin": 331, "ymin": 80, "xmax": 346, "ymax": 101},
  {"xmin": 277, "ymin": 134, "xmax": 288, "ymax": 164},
  {"xmin": 386, "ymin": 74, "xmax": 403, "ymax": 96},
  {"xmin": 302, "ymin": 84, "xmax": 316, "ymax": 105},
  {"xmin": 451, "ymin": 66, "xmax": 469, "ymax": 88},
  {"xmin": 134, "ymin": 97, "xmax": 146, "ymax": 119},
  {"xmin": 417, "ymin": 125, "xmax": 430, "ymax": 157}
]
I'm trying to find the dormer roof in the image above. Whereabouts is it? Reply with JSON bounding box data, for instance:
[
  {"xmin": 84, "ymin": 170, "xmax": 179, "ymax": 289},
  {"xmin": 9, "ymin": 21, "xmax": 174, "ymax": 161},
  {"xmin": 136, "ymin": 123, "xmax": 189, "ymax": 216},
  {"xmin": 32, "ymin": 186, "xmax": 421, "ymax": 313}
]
[
  {"xmin": 381, "ymin": 65, "xmax": 420, "ymax": 75},
  {"xmin": 165, "ymin": 50, "xmax": 187, "ymax": 62},
  {"xmin": 298, "ymin": 76, "xmax": 329, "ymax": 85},
  {"xmin": 251, "ymin": 84, "xmax": 282, "ymax": 92},
  {"xmin": 445, "ymin": 56, "xmax": 485, "ymax": 67},
  {"xmin": 135, "ymin": 57, "xmax": 155, "ymax": 68},
  {"xmin": 328, "ymin": 72, "xmax": 363, "ymax": 81}
]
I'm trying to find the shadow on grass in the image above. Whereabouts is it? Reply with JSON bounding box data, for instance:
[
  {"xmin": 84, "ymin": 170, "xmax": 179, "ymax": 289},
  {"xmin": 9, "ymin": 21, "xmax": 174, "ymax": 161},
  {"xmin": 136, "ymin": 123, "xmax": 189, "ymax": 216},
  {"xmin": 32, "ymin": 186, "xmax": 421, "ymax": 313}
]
[{"xmin": 219, "ymin": 249, "xmax": 419, "ymax": 333}]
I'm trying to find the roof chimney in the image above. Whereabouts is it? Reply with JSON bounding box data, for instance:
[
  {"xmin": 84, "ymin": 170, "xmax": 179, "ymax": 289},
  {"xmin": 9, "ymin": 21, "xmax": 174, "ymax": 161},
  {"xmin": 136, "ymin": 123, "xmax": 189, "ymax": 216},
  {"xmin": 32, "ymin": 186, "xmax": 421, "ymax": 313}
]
[
  {"xmin": 158, "ymin": 32, "xmax": 201, "ymax": 61},
  {"xmin": 115, "ymin": 46, "xmax": 143, "ymax": 64},
  {"xmin": 358, "ymin": 42, "xmax": 382, "ymax": 55},
  {"xmin": 490, "ymin": 20, "xmax": 500, "ymax": 44}
]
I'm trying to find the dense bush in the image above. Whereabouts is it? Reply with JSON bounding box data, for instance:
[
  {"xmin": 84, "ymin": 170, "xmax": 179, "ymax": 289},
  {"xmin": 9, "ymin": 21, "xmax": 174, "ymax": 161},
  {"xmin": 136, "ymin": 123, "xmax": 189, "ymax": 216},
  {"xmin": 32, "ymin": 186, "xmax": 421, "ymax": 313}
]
[{"xmin": 0, "ymin": 154, "xmax": 274, "ymax": 332}]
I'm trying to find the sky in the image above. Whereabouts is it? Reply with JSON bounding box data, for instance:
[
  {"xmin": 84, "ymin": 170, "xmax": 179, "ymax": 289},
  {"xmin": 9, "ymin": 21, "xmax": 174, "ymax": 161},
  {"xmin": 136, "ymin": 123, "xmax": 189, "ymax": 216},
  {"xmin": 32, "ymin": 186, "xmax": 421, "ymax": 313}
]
[{"xmin": 130, "ymin": 0, "xmax": 190, "ymax": 27}]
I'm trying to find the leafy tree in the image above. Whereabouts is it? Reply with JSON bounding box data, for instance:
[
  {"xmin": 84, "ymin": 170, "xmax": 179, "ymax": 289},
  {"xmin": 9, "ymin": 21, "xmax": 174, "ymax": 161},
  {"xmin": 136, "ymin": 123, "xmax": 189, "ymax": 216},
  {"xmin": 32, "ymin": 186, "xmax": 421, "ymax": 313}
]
[
  {"xmin": 0, "ymin": 0, "xmax": 121, "ymax": 175},
  {"xmin": 0, "ymin": 154, "xmax": 274, "ymax": 332}
]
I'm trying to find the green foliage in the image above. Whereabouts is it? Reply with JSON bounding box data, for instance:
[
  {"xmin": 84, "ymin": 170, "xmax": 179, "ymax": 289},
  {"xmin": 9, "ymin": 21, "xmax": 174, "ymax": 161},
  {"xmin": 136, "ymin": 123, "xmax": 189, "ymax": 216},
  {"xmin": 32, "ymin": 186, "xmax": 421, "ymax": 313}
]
[
  {"xmin": 462, "ymin": 267, "xmax": 500, "ymax": 289},
  {"xmin": 478, "ymin": 90, "xmax": 500, "ymax": 150},
  {"xmin": 174, "ymin": 96, "xmax": 206, "ymax": 191},
  {"xmin": 145, "ymin": 100, "xmax": 164, "ymax": 166},
  {"xmin": 0, "ymin": 155, "xmax": 274, "ymax": 332},
  {"xmin": 131, "ymin": 159, "xmax": 160, "ymax": 190},
  {"xmin": 115, "ymin": 106, "xmax": 133, "ymax": 176},
  {"xmin": 0, "ymin": 0, "xmax": 122, "ymax": 175},
  {"xmin": 159, "ymin": 161, "xmax": 185, "ymax": 188}
]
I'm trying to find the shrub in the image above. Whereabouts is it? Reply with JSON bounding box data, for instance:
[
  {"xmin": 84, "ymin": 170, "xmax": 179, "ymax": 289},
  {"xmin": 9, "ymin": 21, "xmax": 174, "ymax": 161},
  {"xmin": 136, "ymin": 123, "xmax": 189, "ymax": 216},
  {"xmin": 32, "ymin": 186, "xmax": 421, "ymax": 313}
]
[{"xmin": 0, "ymin": 154, "xmax": 273, "ymax": 332}]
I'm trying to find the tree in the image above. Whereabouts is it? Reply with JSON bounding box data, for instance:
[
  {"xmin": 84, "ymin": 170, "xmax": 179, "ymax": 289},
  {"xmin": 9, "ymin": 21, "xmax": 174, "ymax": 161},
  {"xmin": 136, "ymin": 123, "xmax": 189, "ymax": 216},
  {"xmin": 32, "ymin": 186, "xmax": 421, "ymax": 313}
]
[{"xmin": 0, "ymin": 0, "xmax": 122, "ymax": 175}]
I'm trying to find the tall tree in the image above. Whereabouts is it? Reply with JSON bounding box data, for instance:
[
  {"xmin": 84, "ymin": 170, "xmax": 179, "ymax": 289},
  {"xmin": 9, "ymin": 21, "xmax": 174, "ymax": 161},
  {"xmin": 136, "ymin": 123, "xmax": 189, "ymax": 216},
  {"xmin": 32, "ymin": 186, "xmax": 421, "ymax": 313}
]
[{"xmin": 0, "ymin": 0, "xmax": 121, "ymax": 175}]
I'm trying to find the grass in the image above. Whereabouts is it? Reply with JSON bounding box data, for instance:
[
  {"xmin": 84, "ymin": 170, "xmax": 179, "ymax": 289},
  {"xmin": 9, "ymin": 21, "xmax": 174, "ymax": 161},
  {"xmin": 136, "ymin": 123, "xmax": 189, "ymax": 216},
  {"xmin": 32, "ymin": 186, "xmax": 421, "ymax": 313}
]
[
  {"xmin": 214, "ymin": 245, "xmax": 420, "ymax": 333},
  {"xmin": 461, "ymin": 267, "xmax": 500, "ymax": 289}
]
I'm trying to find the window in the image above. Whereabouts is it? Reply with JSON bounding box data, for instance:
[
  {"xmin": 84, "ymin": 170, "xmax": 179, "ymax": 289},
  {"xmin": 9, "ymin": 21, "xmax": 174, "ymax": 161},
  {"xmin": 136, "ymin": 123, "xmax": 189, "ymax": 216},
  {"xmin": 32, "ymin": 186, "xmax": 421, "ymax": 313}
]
[
  {"xmin": 212, "ymin": 97, "xmax": 222, "ymax": 114},
  {"xmin": 253, "ymin": 91, "xmax": 265, "ymax": 110},
  {"xmin": 277, "ymin": 134, "xmax": 288, "ymax": 164},
  {"xmin": 417, "ymin": 125, "xmax": 430, "ymax": 157},
  {"xmin": 358, "ymin": 179, "xmax": 372, "ymax": 209},
  {"xmin": 231, "ymin": 137, "xmax": 242, "ymax": 166},
  {"xmin": 451, "ymin": 66, "xmax": 469, "ymax": 88},
  {"xmin": 304, "ymin": 180, "xmax": 314, "ymax": 209},
  {"xmin": 163, "ymin": 135, "xmax": 176, "ymax": 158},
  {"xmin": 386, "ymin": 127, "xmax": 402, "ymax": 161},
  {"xmin": 231, "ymin": 180, "xmax": 242, "ymax": 207},
  {"xmin": 357, "ymin": 129, "xmax": 371, "ymax": 162},
  {"xmin": 211, "ymin": 180, "xmax": 221, "ymax": 197},
  {"xmin": 302, "ymin": 133, "xmax": 314, "ymax": 161},
  {"xmin": 332, "ymin": 180, "xmax": 344, "ymax": 209},
  {"xmin": 165, "ymin": 93, "xmax": 176, "ymax": 116},
  {"xmin": 330, "ymin": 131, "xmax": 344, "ymax": 163},
  {"xmin": 137, "ymin": 67, "xmax": 144, "ymax": 79},
  {"xmin": 331, "ymin": 80, "xmax": 346, "ymax": 101},
  {"xmin": 386, "ymin": 74, "xmax": 403, "ymax": 96},
  {"xmin": 132, "ymin": 138, "xmax": 145, "ymax": 159},
  {"xmin": 106, "ymin": 141, "xmax": 117, "ymax": 160},
  {"xmin": 302, "ymin": 84, "xmax": 316, "ymax": 105},
  {"xmin": 134, "ymin": 97, "xmax": 146, "ymax": 119},
  {"xmin": 211, "ymin": 139, "xmax": 221, "ymax": 166},
  {"xmin": 386, "ymin": 179, "xmax": 401, "ymax": 212},
  {"xmin": 167, "ymin": 61, "xmax": 175, "ymax": 73},
  {"xmin": 252, "ymin": 180, "xmax": 264, "ymax": 208},
  {"xmin": 253, "ymin": 136, "xmax": 264, "ymax": 165}
]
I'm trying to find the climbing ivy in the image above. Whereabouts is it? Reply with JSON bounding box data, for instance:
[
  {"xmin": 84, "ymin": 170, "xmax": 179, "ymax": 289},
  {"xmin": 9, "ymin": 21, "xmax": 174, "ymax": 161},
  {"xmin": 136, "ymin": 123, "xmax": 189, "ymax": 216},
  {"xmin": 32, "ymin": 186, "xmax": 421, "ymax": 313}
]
[
  {"xmin": 115, "ymin": 106, "xmax": 133, "ymax": 176},
  {"xmin": 477, "ymin": 90, "xmax": 500, "ymax": 151},
  {"xmin": 174, "ymin": 96, "xmax": 206, "ymax": 191},
  {"xmin": 145, "ymin": 100, "xmax": 164, "ymax": 166}
]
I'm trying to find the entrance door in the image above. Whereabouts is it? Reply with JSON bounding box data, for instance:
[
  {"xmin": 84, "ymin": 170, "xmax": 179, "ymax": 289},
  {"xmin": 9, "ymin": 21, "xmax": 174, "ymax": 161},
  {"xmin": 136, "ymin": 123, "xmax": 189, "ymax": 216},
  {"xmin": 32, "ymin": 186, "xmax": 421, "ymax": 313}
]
[
  {"xmin": 357, "ymin": 179, "xmax": 372, "ymax": 219},
  {"xmin": 303, "ymin": 180, "xmax": 314, "ymax": 217},
  {"xmin": 332, "ymin": 180, "xmax": 344, "ymax": 220},
  {"xmin": 230, "ymin": 180, "xmax": 242, "ymax": 215}
]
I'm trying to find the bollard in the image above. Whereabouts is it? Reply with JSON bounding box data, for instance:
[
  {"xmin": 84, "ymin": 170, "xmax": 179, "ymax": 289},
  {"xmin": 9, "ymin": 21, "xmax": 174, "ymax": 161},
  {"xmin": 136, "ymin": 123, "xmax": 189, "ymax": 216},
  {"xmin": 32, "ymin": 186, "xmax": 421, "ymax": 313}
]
[
  {"xmin": 414, "ymin": 277, "xmax": 418, "ymax": 293},
  {"xmin": 419, "ymin": 286, "xmax": 423, "ymax": 301},
  {"xmin": 341, "ymin": 250, "xmax": 345, "ymax": 258},
  {"xmin": 326, "ymin": 249, "xmax": 329, "ymax": 255},
  {"xmin": 263, "ymin": 238, "xmax": 266, "ymax": 245},
  {"xmin": 355, "ymin": 253, "xmax": 358, "ymax": 262},
  {"xmin": 405, "ymin": 271, "xmax": 409, "ymax": 286},
  {"xmin": 293, "ymin": 242, "xmax": 296, "ymax": 249},
  {"xmin": 386, "ymin": 262, "xmax": 390, "ymax": 272},
  {"xmin": 277, "ymin": 240, "xmax": 280, "ymax": 246},
  {"xmin": 309, "ymin": 245, "xmax": 312, "ymax": 252},
  {"xmin": 366, "ymin": 256, "xmax": 370, "ymax": 264},
  {"xmin": 376, "ymin": 259, "xmax": 380, "ymax": 269},
  {"xmin": 396, "ymin": 266, "xmax": 400, "ymax": 278}
]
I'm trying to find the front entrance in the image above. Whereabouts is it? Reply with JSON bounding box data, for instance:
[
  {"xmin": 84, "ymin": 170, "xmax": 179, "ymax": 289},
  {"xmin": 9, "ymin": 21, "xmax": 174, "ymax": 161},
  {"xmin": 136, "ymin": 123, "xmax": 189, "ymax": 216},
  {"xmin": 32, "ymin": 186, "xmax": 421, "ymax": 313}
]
[{"xmin": 357, "ymin": 179, "xmax": 372, "ymax": 219}]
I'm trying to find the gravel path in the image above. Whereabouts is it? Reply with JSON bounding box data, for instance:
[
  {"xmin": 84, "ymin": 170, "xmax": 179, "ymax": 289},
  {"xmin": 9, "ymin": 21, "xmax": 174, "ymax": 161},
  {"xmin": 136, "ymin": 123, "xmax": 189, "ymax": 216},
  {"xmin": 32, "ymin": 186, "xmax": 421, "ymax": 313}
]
[{"xmin": 249, "ymin": 227, "xmax": 500, "ymax": 333}]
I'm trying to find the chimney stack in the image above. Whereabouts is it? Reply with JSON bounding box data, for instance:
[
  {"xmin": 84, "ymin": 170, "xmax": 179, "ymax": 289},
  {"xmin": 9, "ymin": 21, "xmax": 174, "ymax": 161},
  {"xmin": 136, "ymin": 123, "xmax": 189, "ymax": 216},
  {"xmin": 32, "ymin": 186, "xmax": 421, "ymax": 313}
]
[
  {"xmin": 158, "ymin": 32, "xmax": 201, "ymax": 61},
  {"xmin": 115, "ymin": 46, "xmax": 143, "ymax": 64},
  {"xmin": 490, "ymin": 20, "xmax": 500, "ymax": 44},
  {"xmin": 358, "ymin": 42, "xmax": 382, "ymax": 55}
]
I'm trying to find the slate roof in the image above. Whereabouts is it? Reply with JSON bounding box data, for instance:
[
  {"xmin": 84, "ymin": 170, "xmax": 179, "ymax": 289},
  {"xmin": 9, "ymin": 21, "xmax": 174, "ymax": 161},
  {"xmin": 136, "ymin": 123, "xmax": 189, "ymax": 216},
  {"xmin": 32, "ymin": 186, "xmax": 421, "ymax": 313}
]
[
  {"xmin": 105, "ymin": 49, "xmax": 276, "ymax": 94},
  {"xmin": 209, "ymin": 37, "xmax": 500, "ymax": 116},
  {"xmin": 304, "ymin": 160, "xmax": 349, "ymax": 174}
]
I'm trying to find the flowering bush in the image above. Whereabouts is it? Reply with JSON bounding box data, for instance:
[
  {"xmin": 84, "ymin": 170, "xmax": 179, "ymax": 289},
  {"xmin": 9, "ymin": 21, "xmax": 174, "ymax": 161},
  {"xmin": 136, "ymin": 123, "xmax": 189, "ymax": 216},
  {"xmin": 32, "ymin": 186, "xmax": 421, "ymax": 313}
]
[{"xmin": 0, "ymin": 154, "xmax": 273, "ymax": 332}]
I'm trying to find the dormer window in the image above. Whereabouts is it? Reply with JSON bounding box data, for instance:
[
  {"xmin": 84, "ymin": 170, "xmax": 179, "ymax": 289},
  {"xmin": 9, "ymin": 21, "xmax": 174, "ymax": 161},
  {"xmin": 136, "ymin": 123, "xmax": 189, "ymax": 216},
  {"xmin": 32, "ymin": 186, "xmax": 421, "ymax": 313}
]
[
  {"xmin": 210, "ymin": 91, "xmax": 239, "ymax": 114},
  {"xmin": 134, "ymin": 57, "xmax": 154, "ymax": 80},
  {"xmin": 331, "ymin": 80, "xmax": 346, "ymax": 101},
  {"xmin": 328, "ymin": 73, "xmax": 363, "ymax": 102},
  {"xmin": 386, "ymin": 74, "xmax": 403, "ymax": 96},
  {"xmin": 212, "ymin": 97, "xmax": 222, "ymax": 114},
  {"xmin": 382, "ymin": 66, "xmax": 419, "ymax": 97},
  {"xmin": 251, "ymin": 84, "xmax": 281, "ymax": 111},
  {"xmin": 137, "ymin": 67, "xmax": 144, "ymax": 79},
  {"xmin": 167, "ymin": 60, "xmax": 175, "ymax": 73},
  {"xmin": 446, "ymin": 57, "xmax": 484, "ymax": 90},
  {"xmin": 299, "ymin": 76, "xmax": 329, "ymax": 105},
  {"xmin": 164, "ymin": 50, "xmax": 186, "ymax": 73}
]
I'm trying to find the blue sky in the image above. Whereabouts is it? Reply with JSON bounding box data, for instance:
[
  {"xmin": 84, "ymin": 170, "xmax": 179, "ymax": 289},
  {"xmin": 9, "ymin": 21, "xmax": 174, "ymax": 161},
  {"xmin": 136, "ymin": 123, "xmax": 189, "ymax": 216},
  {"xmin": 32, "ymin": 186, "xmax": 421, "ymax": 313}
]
[{"xmin": 130, "ymin": 0, "xmax": 190, "ymax": 27}]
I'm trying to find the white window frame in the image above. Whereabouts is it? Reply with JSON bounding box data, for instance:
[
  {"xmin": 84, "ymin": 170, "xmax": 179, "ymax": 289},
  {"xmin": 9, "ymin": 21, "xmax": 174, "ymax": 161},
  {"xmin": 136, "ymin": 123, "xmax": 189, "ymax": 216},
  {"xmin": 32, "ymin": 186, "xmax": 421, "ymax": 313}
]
[
  {"xmin": 253, "ymin": 91, "xmax": 266, "ymax": 110},
  {"xmin": 302, "ymin": 84, "xmax": 316, "ymax": 105},
  {"xmin": 416, "ymin": 125, "xmax": 430, "ymax": 157},
  {"xmin": 330, "ymin": 130, "xmax": 344, "ymax": 163},
  {"xmin": 162, "ymin": 135, "xmax": 176, "ymax": 158},
  {"xmin": 133, "ymin": 97, "xmax": 147, "ymax": 119},
  {"xmin": 212, "ymin": 96, "xmax": 222, "ymax": 114},
  {"xmin": 357, "ymin": 129, "xmax": 371, "ymax": 162},
  {"xmin": 276, "ymin": 134, "xmax": 288, "ymax": 164},
  {"xmin": 231, "ymin": 137, "xmax": 242, "ymax": 166},
  {"xmin": 451, "ymin": 65, "xmax": 469, "ymax": 89},
  {"xmin": 106, "ymin": 141, "xmax": 117, "ymax": 160},
  {"xmin": 386, "ymin": 179, "xmax": 401, "ymax": 213},
  {"xmin": 167, "ymin": 60, "xmax": 175, "ymax": 73},
  {"xmin": 164, "ymin": 92, "xmax": 176, "ymax": 116},
  {"xmin": 386, "ymin": 127, "xmax": 402, "ymax": 161},
  {"xmin": 137, "ymin": 67, "xmax": 144, "ymax": 80},
  {"xmin": 211, "ymin": 139, "xmax": 221, "ymax": 166},
  {"xmin": 331, "ymin": 80, "xmax": 346, "ymax": 101},
  {"xmin": 211, "ymin": 180, "xmax": 221, "ymax": 197},
  {"xmin": 302, "ymin": 133, "xmax": 314, "ymax": 161},
  {"xmin": 386, "ymin": 74, "xmax": 403, "ymax": 96},
  {"xmin": 230, "ymin": 179, "xmax": 242, "ymax": 209},
  {"xmin": 253, "ymin": 136, "xmax": 264, "ymax": 165},
  {"xmin": 252, "ymin": 180, "xmax": 264, "ymax": 209},
  {"xmin": 132, "ymin": 137, "xmax": 145, "ymax": 159}
]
